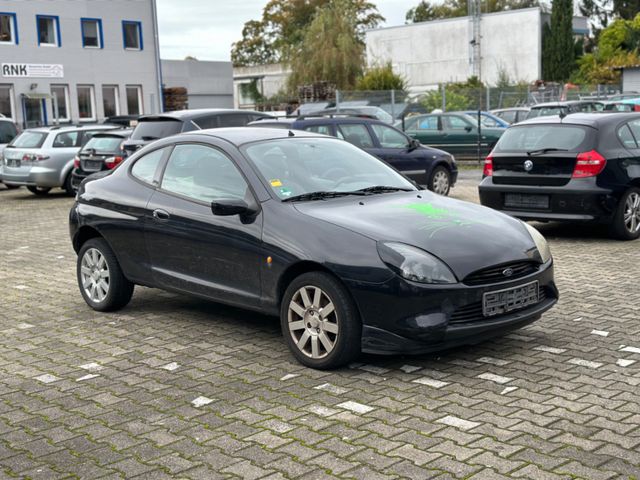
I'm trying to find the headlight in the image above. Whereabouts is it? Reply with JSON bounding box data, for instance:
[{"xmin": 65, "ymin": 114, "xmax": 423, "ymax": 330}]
[
  {"xmin": 524, "ymin": 223, "xmax": 552, "ymax": 263},
  {"xmin": 377, "ymin": 242, "xmax": 457, "ymax": 284}
]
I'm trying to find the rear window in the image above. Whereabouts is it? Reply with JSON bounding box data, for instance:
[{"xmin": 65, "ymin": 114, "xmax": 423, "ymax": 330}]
[
  {"xmin": 131, "ymin": 119, "xmax": 182, "ymax": 141},
  {"xmin": 82, "ymin": 136, "xmax": 124, "ymax": 153},
  {"xmin": 9, "ymin": 131, "xmax": 47, "ymax": 148},
  {"xmin": 526, "ymin": 107, "xmax": 566, "ymax": 119},
  {"xmin": 0, "ymin": 121, "xmax": 17, "ymax": 144},
  {"xmin": 494, "ymin": 125, "xmax": 593, "ymax": 153}
]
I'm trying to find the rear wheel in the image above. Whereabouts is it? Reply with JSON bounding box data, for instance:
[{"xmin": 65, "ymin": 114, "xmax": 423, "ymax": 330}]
[
  {"xmin": 27, "ymin": 186, "xmax": 51, "ymax": 196},
  {"xmin": 63, "ymin": 172, "xmax": 75, "ymax": 196},
  {"xmin": 428, "ymin": 166, "xmax": 451, "ymax": 196},
  {"xmin": 77, "ymin": 238, "xmax": 134, "ymax": 311},
  {"xmin": 610, "ymin": 187, "xmax": 640, "ymax": 240},
  {"xmin": 280, "ymin": 271, "xmax": 361, "ymax": 369}
]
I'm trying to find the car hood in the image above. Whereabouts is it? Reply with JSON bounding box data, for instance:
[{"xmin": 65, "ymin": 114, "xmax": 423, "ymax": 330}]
[{"xmin": 293, "ymin": 192, "xmax": 538, "ymax": 280}]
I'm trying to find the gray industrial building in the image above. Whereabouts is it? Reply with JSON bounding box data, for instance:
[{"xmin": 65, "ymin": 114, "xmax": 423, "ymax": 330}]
[
  {"xmin": 162, "ymin": 59, "xmax": 233, "ymax": 109},
  {"xmin": 0, "ymin": 0, "xmax": 162, "ymax": 128}
]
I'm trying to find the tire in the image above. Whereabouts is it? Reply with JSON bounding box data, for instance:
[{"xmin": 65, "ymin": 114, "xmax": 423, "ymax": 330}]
[
  {"xmin": 63, "ymin": 172, "xmax": 75, "ymax": 196},
  {"xmin": 280, "ymin": 271, "xmax": 361, "ymax": 369},
  {"xmin": 27, "ymin": 186, "xmax": 51, "ymax": 196},
  {"xmin": 610, "ymin": 187, "xmax": 640, "ymax": 240},
  {"xmin": 3, "ymin": 184, "xmax": 20, "ymax": 190},
  {"xmin": 428, "ymin": 165, "xmax": 451, "ymax": 196},
  {"xmin": 77, "ymin": 238, "xmax": 134, "ymax": 312}
]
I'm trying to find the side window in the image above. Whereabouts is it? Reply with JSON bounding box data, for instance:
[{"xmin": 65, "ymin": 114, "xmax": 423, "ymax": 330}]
[
  {"xmin": 336, "ymin": 124, "xmax": 374, "ymax": 148},
  {"xmin": 371, "ymin": 124, "xmax": 409, "ymax": 148},
  {"xmin": 617, "ymin": 125, "xmax": 638, "ymax": 149},
  {"xmin": 53, "ymin": 131, "xmax": 79, "ymax": 148},
  {"xmin": 193, "ymin": 116, "xmax": 219, "ymax": 130},
  {"xmin": 499, "ymin": 111, "xmax": 515, "ymax": 123},
  {"xmin": 482, "ymin": 117, "xmax": 499, "ymax": 128},
  {"xmin": 417, "ymin": 116, "xmax": 438, "ymax": 130},
  {"xmin": 626, "ymin": 120, "xmax": 640, "ymax": 148},
  {"xmin": 161, "ymin": 144, "xmax": 248, "ymax": 203},
  {"xmin": 303, "ymin": 125, "xmax": 332, "ymax": 135},
  {"xmin": 444, "ymin": 115, "xmax": 472, "ymax": 130},
  {"xmin": 131, "ymin": 147, "xmax": 167, "ymax": 184}
]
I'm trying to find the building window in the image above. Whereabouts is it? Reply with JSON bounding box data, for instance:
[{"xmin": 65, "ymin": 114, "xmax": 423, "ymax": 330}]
[
  {"xmin": 0, "ymin": 85, "xmax": 14, "ymax": 117},
  {"xmin": 0, "ymin": 13, "xmax": 18, "ymax": 44},
  {"xmin": 77, "ymin": 85, "xmax": 95, "ymax": 121},
  {"xmin": 126, "ymin": 86, "xmax": 142, "ymax": 115},
  {"xmin": 37, "ymin": 15, "xmax": 60, "ymax": 47},
  {"xmin": 122, "ymin": 21, "xmax": 142, "ymax": 50},
  {"xmin": 50, "ymin": 85, "xmax": 70, "ymax": 122},
  {"xmin": 102, "ymin": 85, "xmax": 119, "ymax": 118},
  {"xmin": 81, "ymin": 18, "xmax": 102, "ymax": 48}
]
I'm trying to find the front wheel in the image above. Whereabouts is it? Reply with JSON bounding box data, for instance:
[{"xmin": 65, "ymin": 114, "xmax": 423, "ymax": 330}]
[
  {"xmin": 27, "ymin": 186, "xmax": 51, "ymax": 196},
  {"xmin": 280, "ymin": 272, "xmax": 361, "ymax": 369},
  {"xmin": 77, "ymin": 238, "xmax": 134, "ymax": 311},
  {"xmin": 610, "ymin": 187, "xmax": 640, "ymax": 240},
  {"xmin": 428, "ymin": 166, "xmax": 451, "ymax": 196}
]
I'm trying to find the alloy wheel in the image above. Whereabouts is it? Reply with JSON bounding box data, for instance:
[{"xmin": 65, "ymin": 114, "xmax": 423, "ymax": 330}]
[
  {"xmin": 287, "ymin": 285, "xmax": 339, "ymax": 359},
  {"xmin": 80, "ymin": 248, "xmax": 110, "ymax": 303},
  {"xmin": 432, "ymin": 170, "xmax": 450, "ymax": 195},
  {"xmin": 624, "ymin": 192, "xmax": 640, "ymax": 234}
]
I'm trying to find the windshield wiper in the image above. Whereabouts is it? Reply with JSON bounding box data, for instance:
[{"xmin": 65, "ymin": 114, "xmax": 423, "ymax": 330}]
[
  {"xmin": 355, "ymin": 185, "xmax": 414, "ymax": 193},
  {"xmin": 526, "ymin": 148, "xmax": 569, "ymax": 156},
  {"xmin": 282, "ymin": 190, "xmax": 367, "ymax": 202}
]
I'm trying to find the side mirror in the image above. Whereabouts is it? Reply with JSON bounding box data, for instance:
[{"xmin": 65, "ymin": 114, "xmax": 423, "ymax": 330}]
[
  {"xmin": 407, "ymin": 138, "xmax": 420, "ymax": 151},
  {"xmin": 464, "ymin": 125, "xmax": 473, "ymax": 132},
  {"xmin": 211, "ymin": 198, "xmax": 251, "ymax": 216}
]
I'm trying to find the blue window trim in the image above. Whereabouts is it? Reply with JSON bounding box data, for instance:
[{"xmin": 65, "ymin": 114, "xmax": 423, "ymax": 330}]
[
  {"xmin": 122, "ymin": 20, "xmax": 143, "ymax": 51},
  {"xmin": 0, "ymin": 12, "xmax": 19, "ymax": 44},
  {"xmin": 80, "ymin": 17, "xmax": 103, "ymax": 49},
  {"xmin": 36, "ymin": 14, "xmax": 61, "ymax": 47}
]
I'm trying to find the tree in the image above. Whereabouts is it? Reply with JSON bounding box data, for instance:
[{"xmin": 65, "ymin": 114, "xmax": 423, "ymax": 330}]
[
  {"xmin": 287, "ymin": 0, "xmax": 366, "ymax": 90},
  {"xmin": 231, "ymin": 0, "xmax": 383, "ymax": 66},
  {"xmin": 405, "ymin": 0, "xmax": 538, "ymax": 23},
  {"xmin": 356, "ymin": 63, "xmax": 407, "ymax": 90},
  {"xmin": 542, "ymin": 0, "xmax": 575, "ymax": 81}
]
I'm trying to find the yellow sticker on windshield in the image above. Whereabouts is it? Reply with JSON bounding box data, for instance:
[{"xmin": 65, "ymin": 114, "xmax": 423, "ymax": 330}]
[{"xmin": 270, "ymin": 179, "xmax": 283, "ymax": 187}]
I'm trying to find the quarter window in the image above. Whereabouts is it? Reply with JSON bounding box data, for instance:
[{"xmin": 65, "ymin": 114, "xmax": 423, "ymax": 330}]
[
  {"xmin": 50, "ymin": 85, "xmax": 69, "ymax": 121},
  {"xmin": 53, "ymin": 131, "xmax": 79, "ymax": 148},
  {"xmin": 617, "ymin": 125, "xmax": 638, "ymax": 149},
  {"xmin": 161, "ymin": 144, "xmax": 248, "ymax": 203},
  {"xmin": 131, "ymin": 147, "xmax": 167, "ymax": 184},
  {"xmin": 0, "ymin": 85, "xmax": 14, "ymax": 117},
  {"xmin": 0, "ymin": 13, "xmax": 18, "ymax": 44},
  {"xmin": 102, "ymin": 85, "xmax": 119, "ymax": 118},
  {"xmin": 77, "ymin": 85, "xmax": 96, "ymax": 121},
  {"xmin": 37, "ymin": 15, "xmax": 60, "ymax": 47},
  {"xmin": 371, "ymin": 124, "xmax": 409, "ymax": 148},
  {"xmin": 81, "ymin": 18, "xmax": 102, "ymax": 48},
  {"xmin": 126, "ymin": 85, "xmax": 142, "ymax": 115},
  {"xmin": 336, "ymin": 124, "xmax": 374, "ymax": 148},
  {"xmin": 122, "ymin": 21, "xmax": 142, "ymax": 50},
  {"xmin": 626, "ymin": 120, "xmax": 640, "ymax": 148}
]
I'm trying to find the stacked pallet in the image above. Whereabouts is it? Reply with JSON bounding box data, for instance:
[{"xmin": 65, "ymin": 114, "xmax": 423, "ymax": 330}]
[
  {"xmin": 297, "ymin": 82, "xmax": 336, "ymax": 103},
  {"xmin": 163, "ymin": 87, "xmax": 188, "ymax": 111}
]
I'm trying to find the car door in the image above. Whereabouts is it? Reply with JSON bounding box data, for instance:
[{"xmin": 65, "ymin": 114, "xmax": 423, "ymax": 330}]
[
  {"xmin": 404, "ymin": 115, "xmax": 442, "ymax": 148},
  {"xmin": 144, "ymin": 142, "xmax": 264, "ymax": 307},
  {"xmin": 441, "ymin": 114, "xmax": 477, "ymax": 156},
  {"xmin": 367, "ymin": 123, "xmax": 425, "ymax": 180}
]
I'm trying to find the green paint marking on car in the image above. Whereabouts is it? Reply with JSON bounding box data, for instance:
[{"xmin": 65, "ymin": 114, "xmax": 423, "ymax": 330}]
[{"xmin": 404, "ymin": 203, "xmax": 450, "ymax": 217}]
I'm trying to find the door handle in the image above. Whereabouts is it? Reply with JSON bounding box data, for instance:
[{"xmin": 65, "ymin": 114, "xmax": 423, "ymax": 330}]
[{"xmin": 152, "ymin": 209, "xmax": 170, "ymax": 221}]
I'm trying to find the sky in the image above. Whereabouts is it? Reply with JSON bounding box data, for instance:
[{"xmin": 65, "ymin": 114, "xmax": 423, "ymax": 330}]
[{"xmin": 156, "ymin": 0, "xmax": 419, "ymax": 61}]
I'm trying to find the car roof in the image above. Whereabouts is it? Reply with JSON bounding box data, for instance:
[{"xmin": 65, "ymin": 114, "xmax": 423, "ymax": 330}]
[
  {"xmin": 138, "ymin": 109, "xmax": 271, "ymax": 122},
  {"xmin": 182, "ymin": 126, "xmax": 328, "ymax": 146},
  {"xmin": 295, "ymin": 116, "xmax": 388, "ymax": 125},
  {"xmin": 531, "ymin": 100, "xmax": 603, "ymax": 108},
  {"xmin": 491, "ymin": 107, "xmax": 530, "ymax": 112},
  {"xmin": 513, "ymin": 111, "xmax": 640, "ymax": 127},
  {"xmin": 26, "ymin": 124, "xmax": 116, "ymax": 133}
]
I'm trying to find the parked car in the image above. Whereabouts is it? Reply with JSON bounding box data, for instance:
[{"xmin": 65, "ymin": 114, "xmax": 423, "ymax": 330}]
[
  {"xmin": 313, "ymin": 106, "xmax": 394, "ymax": 124},
  {"xmin": 249, "ymin": 116, "xmax": 458, "ymax": 195},
  {"xmin": 603, "ymin": 98, "xmax": 640, "ymax": 112},
  {"xmin": 402, "ymin": 112, "xmax": 505, "ymax": 157},
  {"xmin": 1, "ymin": 124, "xmax": 118, "ymax": 195},
  {"xmin": 479, "ymin": 112, "xmax": 640, "ymax": 240},
  {"xmin": 70, "ymin": 129, "xmax": 132, "ymax": 192},
  {"xmin": 461, "ymin": 111, "xmax": 510, "ymax": 128},
  {"xmin": 103, "ymin": 115, "xmax": 140, "ymax": 127},
  {"xmin": 122, "ymin": 109, "xmax": 273, "ymax": 154},
  {"xmin": 526, "ymin": 101, "xmax": 604, "ymax": 119},
  {"xmin": 70, "ymin": 127, "xmax": 558, "ymax": 369},
  {"xmin": 491, "ymin": 107, "xmax": 530, "ymax": 125}
]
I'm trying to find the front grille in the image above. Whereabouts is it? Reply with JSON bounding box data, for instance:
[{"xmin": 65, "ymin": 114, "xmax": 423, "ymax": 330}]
[
  {"xmin": 450, "ymin": 285, "xmax": 549, "ymax": 324},
  {"xmin": 463, "ymin": 261, "xmax": 539, "ymax": 286}
]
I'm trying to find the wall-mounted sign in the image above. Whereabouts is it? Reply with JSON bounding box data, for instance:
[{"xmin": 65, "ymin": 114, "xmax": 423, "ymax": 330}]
[{"xmin": 1, "ymin": 63, "xmax": 64, "ymax": 78}]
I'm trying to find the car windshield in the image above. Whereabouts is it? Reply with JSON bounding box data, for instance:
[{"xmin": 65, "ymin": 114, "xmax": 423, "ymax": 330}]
[
  {"xmin": 130, "ymin": 119, "xmax": 182, "ymax": 140},
  {"xmin": 494, "ymin": 125, "xmax": 592, "ymax": 153},
  {"xmin": 243, "ymin": 137, "xmax": 415, "ymax": 200},
  {"xmin": 82, "ymin": 136, "xmax": 124, "ymax": 153},
  {"xmin": 9, "ymin": 131, "xmax": 47, "ymax": 148}
]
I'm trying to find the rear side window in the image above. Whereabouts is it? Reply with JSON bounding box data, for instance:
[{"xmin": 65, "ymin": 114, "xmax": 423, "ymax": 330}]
[
  {"xmin": 219, "ymin": 114, "xmax": 252, "ymax": 127},
  {"xmin": 494, "ymin": 125, "xmax": 592, "ymax": 153},
  {"xmin": 336, "ymin": 124, "xmax": 374, "ymax": 148},
  {"xmin": 617, "ymin": 125, "xmax": 638, "ymax": 149},
  {"xmin": 0, "ymin": 121, "xmax": 17, "ymax": 144},
  {"xmin": 131, "ymin": 120, "xmax": 182, "ymax": 140},
  {"xmin": 53, "ymin": 131, "xmax": 79, "ymax": 148},
  {"xmin": 626, "ymin": 120, "xmax": 640, "ymax": 148},
  {"xmin": 444, "ymin": 115, "xmax": 472, "ymax": 130},
  {"xmin": 131, "ymin": 147, "xmax": 167, "ymax": 184},
  {"xmin": 9, "ymin": 131, "xmax": 47, "ymax": 148},
  {"xmin": 417, "ymin": 116, "xmax": 438, "ymax": 130},
  {"xmin": 303, "ymin": 125, "xmax": 332, "ymax": 135}
]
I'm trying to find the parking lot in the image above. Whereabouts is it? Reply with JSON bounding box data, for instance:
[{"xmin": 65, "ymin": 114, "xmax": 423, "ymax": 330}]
[{"xmin": 1, "ymin": 171, "xmax": 639, "ymax": 480}]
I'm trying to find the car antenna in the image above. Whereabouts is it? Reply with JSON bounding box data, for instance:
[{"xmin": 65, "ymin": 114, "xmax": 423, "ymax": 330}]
[{"xmin": 288, "ymin": 130, "xmax": 295, "ymax": 137}]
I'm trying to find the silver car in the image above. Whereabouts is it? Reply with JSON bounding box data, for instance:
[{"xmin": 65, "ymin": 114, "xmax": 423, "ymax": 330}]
[{"xmin": 0, "ymin": 125, "xmax": 118, "ymax": 195}]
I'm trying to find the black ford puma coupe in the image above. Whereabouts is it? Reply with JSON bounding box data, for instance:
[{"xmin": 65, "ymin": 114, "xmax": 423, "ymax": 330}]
[{"xmin": 70, "ymin": 128, "xmax": 558, "ymax": 369}]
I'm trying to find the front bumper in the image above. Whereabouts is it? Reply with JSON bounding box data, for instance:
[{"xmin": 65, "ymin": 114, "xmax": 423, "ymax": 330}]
[
  {"xmin": 478, "ymin": 177, "xmax": 617, "ymax": 222},
  {"xmin": 349, "ymin": 261, "xmax": 557, "ymax": 355}
]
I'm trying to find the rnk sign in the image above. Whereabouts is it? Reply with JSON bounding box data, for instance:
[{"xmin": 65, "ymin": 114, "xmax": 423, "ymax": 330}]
[{"xmin": 1, "ymin": 63, "xmax": 64, "ymax": 78}]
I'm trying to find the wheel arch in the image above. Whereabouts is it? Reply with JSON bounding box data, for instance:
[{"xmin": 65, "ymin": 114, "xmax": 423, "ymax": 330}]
[{"xmin": 73, "ymin": 225, "xmax": 103, "ymax": 253}]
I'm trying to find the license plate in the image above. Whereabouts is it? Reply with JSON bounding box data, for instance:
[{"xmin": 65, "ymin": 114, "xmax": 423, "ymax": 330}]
[
  {"xmin": 483, "ymin": 281, "xmax": 539, "ymax": 317},
  {"xmin": 82, "ymin": 160, "xmax": 103, "ymax": 171},
  {"xmin": 7, "ymin": 159, "xmax": 20, "ymax": 167},
  {"xmin": 504, "ymin": 193, "xmax": 549, "ymax": 209}
]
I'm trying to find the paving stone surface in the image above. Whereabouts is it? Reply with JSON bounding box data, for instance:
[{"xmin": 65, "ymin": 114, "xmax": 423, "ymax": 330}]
[{"xmin": 1, "ymin": 172, "xmax": 639, "ymax": 479}]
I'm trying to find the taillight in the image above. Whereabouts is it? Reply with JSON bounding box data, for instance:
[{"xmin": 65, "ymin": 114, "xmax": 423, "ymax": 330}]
[
  {"xmin": 483, "ymin": 155, "xmax": 493, "ymax": 176},
  {"xmin": 634, "ymin": 105, "xmax": 640, "ymax": 112},
  {"xmin": 23, "ymin": 154, "xmax": 49, "ymax": 162},
  {"xmin": 573, "ymin": 150, "xmax": 606, "ymax": 178},
  {"xmin": 73, "ymin": 156, "xmax": 80, "ymax": 168},
  {"xmin": 105, "ymin": 156, "xmax": 124, "ymax": 169}
]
